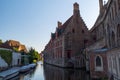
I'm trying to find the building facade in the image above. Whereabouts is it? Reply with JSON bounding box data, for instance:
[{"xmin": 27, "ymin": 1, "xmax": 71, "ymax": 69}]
[
  {"xmin": 85, "ymin": 0, "xmax": 120, "ymax": 79},
  {"xmin": 44, "ymin": 0, "xmax": 120, "ymax": 79},
  {"xmin": 43, "ymin": 3, "xmax": 91, "ymax": 68}
]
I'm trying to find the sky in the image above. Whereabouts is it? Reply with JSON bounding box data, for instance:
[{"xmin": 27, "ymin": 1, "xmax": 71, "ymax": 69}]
[{"xmin": 0, "ymin": 0, "xmax": 108, "ymax": 53}]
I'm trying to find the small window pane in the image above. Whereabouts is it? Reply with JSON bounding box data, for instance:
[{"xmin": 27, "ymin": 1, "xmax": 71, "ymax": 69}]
[{"xmin": 96, "ymin": 56, "xmax": 102, "ymax": 67}]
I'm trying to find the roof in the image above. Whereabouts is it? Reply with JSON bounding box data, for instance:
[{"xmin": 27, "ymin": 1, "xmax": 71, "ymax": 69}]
[
  {"xmin": 51, "ymin": 16, "xmax": 73, "ymax": 40},
  {"xmin": 92, "ymin": 48, "xmax": 108, "ymax": 53},
  {"xmin": 0, "ymin": 40, "xmax": 27, "ymax": 53},
  {"xmin": 90, "ymin": 0, "xmax": 111, "ymax": 32}
]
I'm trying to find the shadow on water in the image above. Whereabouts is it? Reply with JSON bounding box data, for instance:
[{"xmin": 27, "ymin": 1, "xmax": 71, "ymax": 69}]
[
  {"xmin": 11, "ymin": 61, "xmax": 91, "ymax": 80},
  {"xmin": 43, "ymin": 63, "xmax": 91, "ymax": 80}
]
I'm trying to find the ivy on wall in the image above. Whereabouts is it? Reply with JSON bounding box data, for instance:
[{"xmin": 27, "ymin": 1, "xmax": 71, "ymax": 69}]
[{"xmin": 0, "ymin": 50, "xmax": 12, "ymax": 66}]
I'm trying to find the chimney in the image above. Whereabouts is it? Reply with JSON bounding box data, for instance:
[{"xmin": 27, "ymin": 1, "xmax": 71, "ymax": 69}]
[
  {"xmin": 73, "ymin": 2, "xmax": 80, "ymax": 16},
  {"xmin": 99, "ymin": 0, "xmax": 103, "ymax": 13},
  {"xmin": 58, "ymin": 21, "xmax": 62, "ymax": 28}
]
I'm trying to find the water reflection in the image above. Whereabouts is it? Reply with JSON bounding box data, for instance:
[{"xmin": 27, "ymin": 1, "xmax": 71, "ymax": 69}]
[
  {"xmin": 44, "ymin": 64, "xmax": 91, "ymax": 80},
  {"xmin": 19, "ymin": 70, "xmax": 34, "ymax": 80},
  {"xmin": 19, "ymin": 62, "xmax": 44, "ymax": 80},
  {"xmin": 15, "ymin": 62, "xmax": 91, "ymax": 80}
]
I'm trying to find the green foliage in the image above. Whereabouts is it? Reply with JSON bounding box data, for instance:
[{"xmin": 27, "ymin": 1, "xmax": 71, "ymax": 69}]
[
  {"xmin": 13, "ymin": 47, "xmax": 19, "ymax": 52},
  {"xmin": 28, "ymin": 47, "xmax": 40, "ymax": 63},
  {"xmin": 33, "ymin": 59, "xmax": 37, "ymax": 63},
  {"xmin": 0, "ymin": 39, "xmax": 2, "ymax": 44},
  {"xmin": 0, "ymin": 50, "xmax": 12, "ymax": 65}
]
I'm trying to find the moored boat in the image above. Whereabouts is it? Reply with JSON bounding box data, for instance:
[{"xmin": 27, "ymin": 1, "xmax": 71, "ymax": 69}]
[
  {"xmin": 19, "ymin": 63, "xmax": 36, "ymax": 73},
  {"xmin": 0, "ymin": 67, "xmax": 20, "ymax": 80},
  {"xmin": 28, "ymin": 63, "xmax": 36, "ymax": 69},
  {"xmin": 19, "ymin": 65, "xmax": 30, "ymax": 73}
]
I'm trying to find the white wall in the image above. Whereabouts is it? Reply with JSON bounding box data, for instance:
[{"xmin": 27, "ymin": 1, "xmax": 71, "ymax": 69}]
[{"xmin": 12, "ymin": 52, "xmax": 21, "ymax": 66}]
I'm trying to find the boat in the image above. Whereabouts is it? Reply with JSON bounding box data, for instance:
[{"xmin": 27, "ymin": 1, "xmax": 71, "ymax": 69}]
[
  {"xmin": 20, "ymin": 63, "xmax": 36, "ymax": 73},
  {"xmin": 28, "ymin": 63, "xmax": 36, "ymax": 69},
  {"xmin": 19, "ymin": 65, "xmax": 30, "ymax": 73},
  {"xmin": 0, "ymin": 67, "xmax": 20, "ymax": 80}
]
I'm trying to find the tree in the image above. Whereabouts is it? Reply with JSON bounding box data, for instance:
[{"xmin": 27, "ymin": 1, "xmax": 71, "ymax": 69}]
[
  {"xmin": 28, "ymin": 47, "xmax": 40, "ymax": 63},
  {"xmin": 0, "ymin": 39, "xmax": 2, "ymax": 44}
]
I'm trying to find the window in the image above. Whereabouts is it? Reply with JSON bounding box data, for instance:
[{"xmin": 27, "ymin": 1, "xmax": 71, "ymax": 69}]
[
  {"xmin": 117, "ymin": 24, "xmax": 120, "ymax": 38},
  {"xmin": 84, "ymin": 39, "xmax": 88, "ymax": 44},
  {"xmin": 95, "ymin": 56, "xmax": 103, "ymax": 71},
  {"xmin": 119, "ymin": 58, "xmax": 120, "ymax": 71},
  {"xmin": 82, "ymin": 30, "xmax": 84, "ymax": 33},
  {"xmin": 118, "ymin": 0, "xmax": 120, "ymax": 10},
  {"xmin": 112, "ymin": 7, "xmax": 115, "ymax": 20},
  {"xmin": 96, "ymin": 56, "xmax": 102, "ymax": 67},
  {"xmin": 72, "ymin": 29, "xmax": 75, "ymax": 33},
  {"xmin": 112, "ymin": 31, "xmax": 115, "ymax": 47},
  {"xmin": 114, "ymin": 2, "xmax": 117, "ymax": 15},
  {"xmin": 113, "ymin": 56, "xmax": 116, "ymax": 69},
  {"xmin": 84, "ymin": 39, "xmax": 88, "ymax": 47},
  {"xmin": 93, "ymin": 36, "xmax": 96, "ymax": 41},
  {"xmin": 107, "ymin": 25, "xmax": 111, "ymax": 47},
  {"xmin": 67, "ymin": 50, "xmax": 71, "ymax": 59}
]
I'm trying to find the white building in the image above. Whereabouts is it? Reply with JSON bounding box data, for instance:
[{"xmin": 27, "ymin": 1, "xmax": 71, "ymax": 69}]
[{"xmin": 0, "ymin": 48, "xmax": 21, "ymax": 70}]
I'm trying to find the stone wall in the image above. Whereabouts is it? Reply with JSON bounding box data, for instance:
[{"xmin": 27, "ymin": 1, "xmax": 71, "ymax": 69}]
[{"xmin": 107, "ymin": 48, "xmax": 120, "ymax": 79}]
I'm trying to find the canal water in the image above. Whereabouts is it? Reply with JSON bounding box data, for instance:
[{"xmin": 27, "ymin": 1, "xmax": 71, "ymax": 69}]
[{"xmin": 11, "ymin": 61, "xmax": 91, "ymax": 80}]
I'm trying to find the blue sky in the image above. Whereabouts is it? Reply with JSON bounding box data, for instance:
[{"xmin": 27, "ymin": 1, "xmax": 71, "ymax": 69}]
[{"xmin": 0, "ymin": 0, "xmax": 108, "ymax": 53}]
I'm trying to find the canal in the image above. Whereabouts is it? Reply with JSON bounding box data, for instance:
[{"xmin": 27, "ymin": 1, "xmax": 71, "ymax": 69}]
[{"xmin": 11, "ymin": 61, "xmax": 91, "ymax": 80}]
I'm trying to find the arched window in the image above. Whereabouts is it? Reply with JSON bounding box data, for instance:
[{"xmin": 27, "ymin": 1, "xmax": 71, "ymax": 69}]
[
  {"xmin": 96, "ymin": 56, "xmax": 102, "ymax": 67},
  {"xmin": 118, "ymin": 0, "xmax": 120, "ymax": 10},
  {"xmin": 112, "ymin": 31, "xmax": 115, "ymax": 47},
  {"xmin": 117, "ymin": 24, "xmax": 120, "ymax": 38},
  {"xmin": 95, "ymin": 55, "xmax": 103, "ymax": 71},
  {"xmin": 107, "ymin": 25, "xmax": 111, "ymax": 48}
]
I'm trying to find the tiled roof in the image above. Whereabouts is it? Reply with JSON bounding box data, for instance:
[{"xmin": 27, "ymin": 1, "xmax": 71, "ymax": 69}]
[{"xmin": 0, "ymin": 40, "xmax": 27, "ymax": 53}]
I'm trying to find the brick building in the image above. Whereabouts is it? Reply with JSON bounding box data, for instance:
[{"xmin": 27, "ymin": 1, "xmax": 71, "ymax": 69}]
[
  {"xmin": 43, "ymin": 3, "xmax": 91, "ymax": 68},
  {"xmin": 85, "ymin": 0, "xmax": 120, "ymax": 79},
  {"xmin": 44, "ymin": 0, "xmax": 120, "ymax": 79}
]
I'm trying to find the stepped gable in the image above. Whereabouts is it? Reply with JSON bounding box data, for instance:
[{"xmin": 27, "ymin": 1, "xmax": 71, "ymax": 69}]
[{"xmin": 51, "ymin": 16, "xmax": 73, "ymax": 40}]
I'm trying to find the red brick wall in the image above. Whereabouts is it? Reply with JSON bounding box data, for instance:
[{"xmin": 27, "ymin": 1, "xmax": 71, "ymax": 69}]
[{"xmin": 90, "ymin": 52, "xmax": 108, "ymax": 78}]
